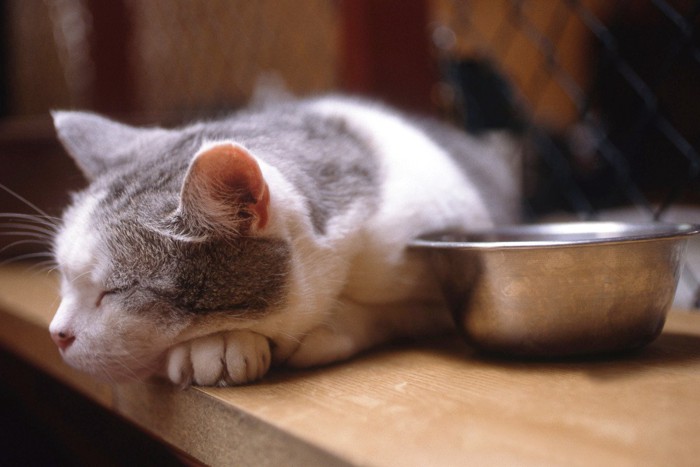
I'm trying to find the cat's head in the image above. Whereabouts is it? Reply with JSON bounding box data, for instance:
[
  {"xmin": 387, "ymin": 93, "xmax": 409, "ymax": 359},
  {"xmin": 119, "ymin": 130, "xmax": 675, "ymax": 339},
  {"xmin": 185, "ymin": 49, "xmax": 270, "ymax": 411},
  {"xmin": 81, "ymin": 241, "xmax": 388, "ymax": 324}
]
[{"xmin": 48, "ymin": 112, "xmax": 291, "ymax": 381}]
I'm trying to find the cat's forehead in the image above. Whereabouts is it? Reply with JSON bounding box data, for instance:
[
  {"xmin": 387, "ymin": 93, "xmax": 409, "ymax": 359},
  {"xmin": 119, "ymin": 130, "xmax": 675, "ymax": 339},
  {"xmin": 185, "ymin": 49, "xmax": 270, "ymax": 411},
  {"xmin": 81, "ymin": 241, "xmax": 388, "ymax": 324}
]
[{"xmin": 55, "ymin": 191, "xmax": 107, "ymax": 281}]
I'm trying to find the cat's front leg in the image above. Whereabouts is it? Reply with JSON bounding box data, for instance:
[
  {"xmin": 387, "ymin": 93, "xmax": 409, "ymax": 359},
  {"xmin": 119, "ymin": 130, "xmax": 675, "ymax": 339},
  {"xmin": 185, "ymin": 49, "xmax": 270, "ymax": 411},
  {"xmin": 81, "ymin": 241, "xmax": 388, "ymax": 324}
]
[
  {"xmin": 165, "ymin": 330, "xmax": 271, "ymax": 387},
  {"xmin": 286, "ymin": 299, "xmax": 452, "ymax": 368}
]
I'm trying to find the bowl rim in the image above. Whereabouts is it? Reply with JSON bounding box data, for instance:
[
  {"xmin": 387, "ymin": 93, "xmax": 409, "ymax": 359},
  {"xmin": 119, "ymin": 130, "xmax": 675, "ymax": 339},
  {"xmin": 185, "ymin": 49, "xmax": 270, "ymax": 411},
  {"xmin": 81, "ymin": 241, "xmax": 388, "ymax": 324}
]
[{"xmin": 410, "ymin": 221, "xmax": 700, "ymax": 250}]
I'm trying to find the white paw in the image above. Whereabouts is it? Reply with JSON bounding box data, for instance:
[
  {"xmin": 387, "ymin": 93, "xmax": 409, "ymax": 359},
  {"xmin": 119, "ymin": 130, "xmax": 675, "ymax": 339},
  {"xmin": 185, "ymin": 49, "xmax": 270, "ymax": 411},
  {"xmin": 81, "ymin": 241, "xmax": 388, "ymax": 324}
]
[{"xmin": 165, "ymin": 330, "xmax": 271, "ymax": 387}]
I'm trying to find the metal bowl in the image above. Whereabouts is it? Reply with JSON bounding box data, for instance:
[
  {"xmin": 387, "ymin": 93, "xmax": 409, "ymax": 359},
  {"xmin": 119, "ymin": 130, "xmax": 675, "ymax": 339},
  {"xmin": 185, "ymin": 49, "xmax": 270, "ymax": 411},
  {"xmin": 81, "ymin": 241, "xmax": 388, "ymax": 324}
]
[{"xmin": 411, "ymin": 222, "xmax": 700, "ymax": 357}]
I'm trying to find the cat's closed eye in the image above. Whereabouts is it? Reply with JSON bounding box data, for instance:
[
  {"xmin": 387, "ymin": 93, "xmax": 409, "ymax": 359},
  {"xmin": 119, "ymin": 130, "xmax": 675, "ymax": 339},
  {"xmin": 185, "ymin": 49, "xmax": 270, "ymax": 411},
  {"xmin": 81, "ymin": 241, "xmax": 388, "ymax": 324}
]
[{"xmin": 95, "ymin": 289, "xmax": 125, "ymax": 307}]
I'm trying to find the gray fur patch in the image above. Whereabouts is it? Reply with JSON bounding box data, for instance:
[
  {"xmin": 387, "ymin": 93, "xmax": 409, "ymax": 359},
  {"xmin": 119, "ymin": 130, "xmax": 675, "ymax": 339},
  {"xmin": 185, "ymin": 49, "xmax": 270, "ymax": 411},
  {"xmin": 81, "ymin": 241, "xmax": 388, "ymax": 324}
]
[{"xmin": 103, "ymin": 221, "xmax": 291, "ymax": 317}]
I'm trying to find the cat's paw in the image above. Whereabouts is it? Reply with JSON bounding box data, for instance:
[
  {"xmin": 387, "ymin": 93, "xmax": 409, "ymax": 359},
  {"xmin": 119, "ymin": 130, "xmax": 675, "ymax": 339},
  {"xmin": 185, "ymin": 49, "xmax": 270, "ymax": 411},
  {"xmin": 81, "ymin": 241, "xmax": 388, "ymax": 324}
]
[{"xmin": 165, "ymin": 330, "xmax": 271, "ymax": 387}]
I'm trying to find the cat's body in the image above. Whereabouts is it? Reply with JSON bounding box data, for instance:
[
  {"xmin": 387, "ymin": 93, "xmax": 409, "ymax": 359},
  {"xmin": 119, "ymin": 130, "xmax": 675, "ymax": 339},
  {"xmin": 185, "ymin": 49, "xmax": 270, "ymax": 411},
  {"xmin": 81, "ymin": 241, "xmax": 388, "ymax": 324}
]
[{"xmin": 49, "ymin": 95, "xmax": 521, "ymax": 386}]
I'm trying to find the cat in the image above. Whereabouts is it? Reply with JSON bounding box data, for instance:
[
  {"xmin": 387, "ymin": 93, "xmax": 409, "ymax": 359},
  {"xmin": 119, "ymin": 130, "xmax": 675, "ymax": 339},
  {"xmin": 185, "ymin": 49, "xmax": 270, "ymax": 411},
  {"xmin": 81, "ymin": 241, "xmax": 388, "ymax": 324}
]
[{"xmin": 47, "ymin": 95, "xmax": 522, "ymax": 387}]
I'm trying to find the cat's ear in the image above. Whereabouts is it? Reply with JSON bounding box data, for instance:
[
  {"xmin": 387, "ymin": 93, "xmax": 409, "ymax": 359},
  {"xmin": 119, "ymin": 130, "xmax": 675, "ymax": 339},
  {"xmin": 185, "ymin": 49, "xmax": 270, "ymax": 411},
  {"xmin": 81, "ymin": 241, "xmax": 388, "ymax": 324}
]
[
  {"xmin": 179, "ymin": 143, "xmax": 270, "ymax": 234},
  {"xmin": 52, "ymin": 111, "xmax": 167, "ymax": 180}
]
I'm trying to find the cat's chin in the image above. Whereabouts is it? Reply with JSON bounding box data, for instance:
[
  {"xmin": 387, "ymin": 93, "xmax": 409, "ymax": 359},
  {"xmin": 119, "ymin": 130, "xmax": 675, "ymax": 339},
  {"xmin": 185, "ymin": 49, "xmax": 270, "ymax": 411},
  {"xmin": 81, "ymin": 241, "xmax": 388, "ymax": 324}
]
[{"xmin": 61, "ymin": 349, "xmax": 165, "ymax": 384}]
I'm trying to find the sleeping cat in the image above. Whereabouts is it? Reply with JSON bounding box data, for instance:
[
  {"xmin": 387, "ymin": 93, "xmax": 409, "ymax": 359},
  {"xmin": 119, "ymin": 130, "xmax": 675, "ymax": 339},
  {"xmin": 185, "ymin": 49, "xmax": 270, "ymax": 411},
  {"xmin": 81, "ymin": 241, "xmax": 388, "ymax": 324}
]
[{"xmin": 48, "ymin": 95, "xmax": 521, "ymax": 387}]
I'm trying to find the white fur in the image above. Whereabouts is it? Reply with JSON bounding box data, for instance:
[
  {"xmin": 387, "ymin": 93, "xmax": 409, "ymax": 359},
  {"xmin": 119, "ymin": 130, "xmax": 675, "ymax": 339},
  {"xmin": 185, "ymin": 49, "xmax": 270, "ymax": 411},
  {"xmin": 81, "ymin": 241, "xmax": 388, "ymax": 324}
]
[
  {"xmin": 306, "ymin": 97, "xmax": 492, "ymax": 302},
  {"xmin": 51, "ymin": 193, "xmax": 103, "ymax": 339}
]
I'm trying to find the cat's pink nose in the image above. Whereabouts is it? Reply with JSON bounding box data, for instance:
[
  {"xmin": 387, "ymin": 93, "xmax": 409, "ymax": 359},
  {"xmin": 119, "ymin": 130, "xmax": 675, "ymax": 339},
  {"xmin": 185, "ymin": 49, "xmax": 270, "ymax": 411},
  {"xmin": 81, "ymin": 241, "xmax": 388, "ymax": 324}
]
[{"xmin": 51, "ymin": 330, "xmax": 76, "ymax": 351}]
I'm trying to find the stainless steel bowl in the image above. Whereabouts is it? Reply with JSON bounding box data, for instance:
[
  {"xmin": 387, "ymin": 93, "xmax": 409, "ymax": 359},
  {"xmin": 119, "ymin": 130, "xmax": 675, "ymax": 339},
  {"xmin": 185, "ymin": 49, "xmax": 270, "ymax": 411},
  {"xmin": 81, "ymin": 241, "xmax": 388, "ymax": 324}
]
[{"xmin": 411, "ymin": 222, "xmax": 700, "ymax": 357}]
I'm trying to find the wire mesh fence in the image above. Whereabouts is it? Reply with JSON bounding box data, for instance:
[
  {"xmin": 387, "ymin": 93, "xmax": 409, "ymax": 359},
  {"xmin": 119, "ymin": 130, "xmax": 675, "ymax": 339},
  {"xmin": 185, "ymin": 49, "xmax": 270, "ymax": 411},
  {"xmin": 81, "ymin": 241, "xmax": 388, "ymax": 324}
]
[
  {"xmin": 433, "ymin": 0, "xmax": 700, "ymax": 218},
  {"xmin": 432, "ymin": 0, "xmax": 700, "ymax": 307}
]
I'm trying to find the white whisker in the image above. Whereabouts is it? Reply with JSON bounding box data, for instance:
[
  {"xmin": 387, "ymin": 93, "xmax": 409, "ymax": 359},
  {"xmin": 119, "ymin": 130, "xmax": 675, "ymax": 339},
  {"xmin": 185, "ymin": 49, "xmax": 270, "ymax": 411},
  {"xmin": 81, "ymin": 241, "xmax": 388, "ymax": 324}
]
[
  {"xmin": 0, "ymin": 232, "xmax": 53, "ymax": 243},
  {"xmin": 0, "ymin": 239, "xmax": 52, "ymax": 256},
  {"xmin": 68, "ymin": 270, "xmax": 92, "ymax": 284},
  {"xmin": 0, "ymin": 183, "xmax": 53, "ymax": 218},
  {"xmin": 0, "ymin": 252, "xmax": 56, "ymax": 267},
  {"xmin": 26, "ymin": 260, "xmax": 59, "ymax": 276},
  {"xmin": 0, "ymin": 212, "xmax": 61, "ymax": 228},
  {"xmin": 0, "ymin": 222, "xmax": 57, "ymax": 238}
]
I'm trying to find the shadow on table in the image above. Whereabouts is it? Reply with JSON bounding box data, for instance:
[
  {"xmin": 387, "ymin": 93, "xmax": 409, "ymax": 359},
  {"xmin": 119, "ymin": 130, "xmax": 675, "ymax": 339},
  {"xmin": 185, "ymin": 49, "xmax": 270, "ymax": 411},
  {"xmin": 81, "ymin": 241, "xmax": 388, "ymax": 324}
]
[{"xmin": 425, "ymin": 329, "xmax": 700, "ymax": 381}]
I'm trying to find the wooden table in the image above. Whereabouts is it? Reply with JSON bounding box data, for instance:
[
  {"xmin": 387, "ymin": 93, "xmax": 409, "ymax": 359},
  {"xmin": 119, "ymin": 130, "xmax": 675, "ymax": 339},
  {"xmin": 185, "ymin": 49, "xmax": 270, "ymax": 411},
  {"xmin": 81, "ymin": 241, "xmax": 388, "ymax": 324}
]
[{"xmin": 1, "ymin": 263, "xmax": 699, "ymax": 466}]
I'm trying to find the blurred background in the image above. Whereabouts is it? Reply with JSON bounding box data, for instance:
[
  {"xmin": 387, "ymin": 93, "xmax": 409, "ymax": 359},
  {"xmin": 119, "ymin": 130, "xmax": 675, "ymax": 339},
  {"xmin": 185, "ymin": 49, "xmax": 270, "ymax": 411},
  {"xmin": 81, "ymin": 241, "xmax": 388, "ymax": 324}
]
[{"xmin": 0, "ymin": 0, "xmax": 698, "ymax": 306}]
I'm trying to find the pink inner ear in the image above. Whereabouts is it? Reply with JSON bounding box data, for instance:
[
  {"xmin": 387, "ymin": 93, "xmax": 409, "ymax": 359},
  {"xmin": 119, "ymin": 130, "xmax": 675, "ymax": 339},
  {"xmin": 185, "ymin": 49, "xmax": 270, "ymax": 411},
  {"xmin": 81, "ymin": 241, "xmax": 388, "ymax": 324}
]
[{"xmin": 193, "ymin": 143, "xmax": 270, "ymax": 229}]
